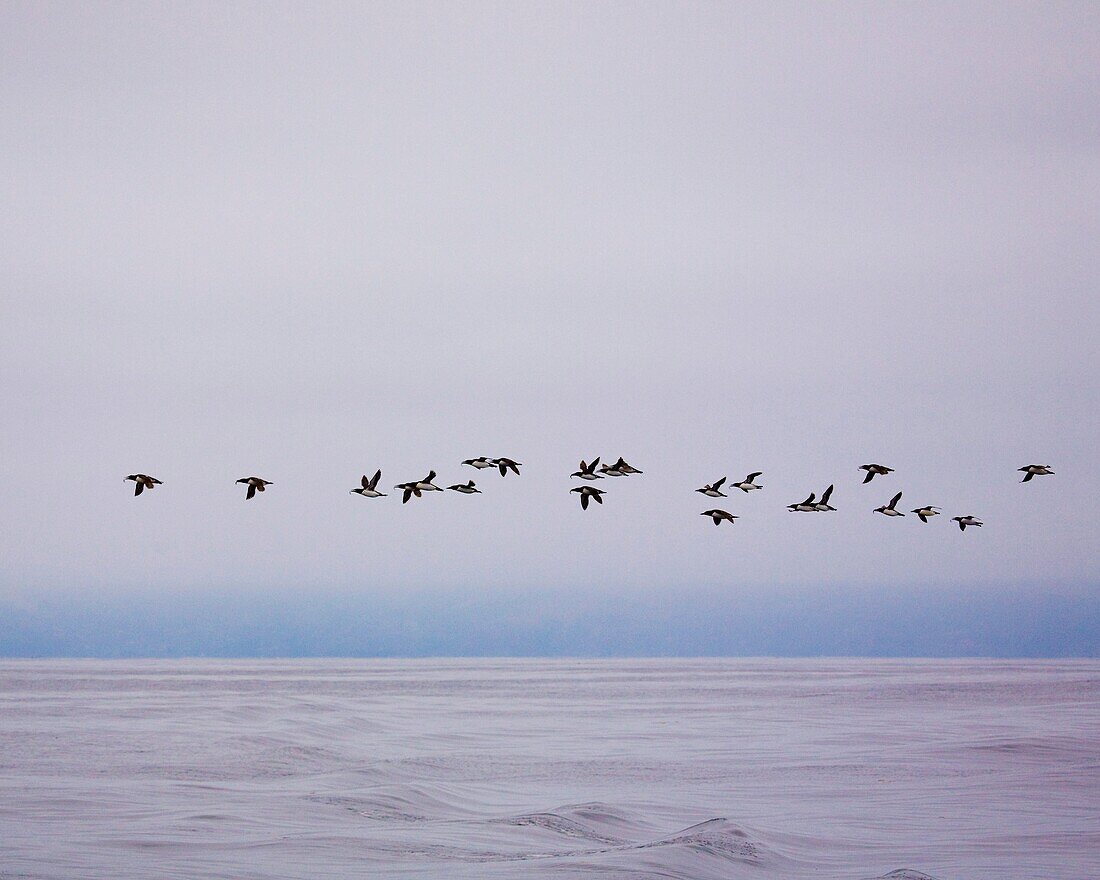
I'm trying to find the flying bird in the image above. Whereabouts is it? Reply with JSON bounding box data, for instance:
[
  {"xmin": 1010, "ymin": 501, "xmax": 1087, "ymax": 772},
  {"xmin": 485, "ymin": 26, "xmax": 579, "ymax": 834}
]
[
  {"xmin": 448, "ymin": 480, "xmax": 481, "ymax": 494},
  {"xmin": 612, "ymin": 457, "xmax": 643, "ymax": 475},
  {"xmin": 124, "ymin": 474, "xmax": 162, "ymax": 496},
  {"xmin": 570, "ymin": 485, "xmax": 606, "ymax": 510},
  {"xmin": 788, "ymin": 492, "xmax": 817, "ymax": 512},
  {"xmin": 237, "ymin": 477, "xmax": 272, "ymax": 500},
  {"xmin": 463, "ymin": 457, "xmax": 496, "ymax": 470},
  {"xmin": 952, "ymin": 515, "xmax": 983, "ymax": 531},
  {"xmin": 814, "ymin": 485, "xmax": 837, "ymax": 511},
  {"xmin": 874, "ymin": 491, "xmax": 904, "ymax": 516},
  {"xmin": 701, "ymin": 509, "xmax": 738, "ymax": 526},
  {"xmin": 494, "ymin": 457, "xmax": 522, "ymax": 477},
  {"xmin": 351, "ymin": 470, "xmax": 386, "ymax": 498},
  {"xmin": 696, "ymin": 478, "xmax": 728, "ymax": 498},
  {"xmin": 598, "ymin": 462, "xmax": 627, "ymax": 477},
  {"xmin": 1019, "ymin": 464, "xmax": 1054, "ymax": 482},
  {"xmin": 860, "ymin": 464, "xmax": 894, "ymax": 483},
  {"xmin": 731, "ymin": 472, "xmax": 763, "ymax": 492},
  {"xmin": 394, "ymin": 471, "xmax": 443, "ymax": 503},
  {"xmin": 911, "ymin": 506, "xmax": 940, "ymax": 523},
  {"xmin": 571, "ymin": 458, "xmax": 603, "ymax": 481}
]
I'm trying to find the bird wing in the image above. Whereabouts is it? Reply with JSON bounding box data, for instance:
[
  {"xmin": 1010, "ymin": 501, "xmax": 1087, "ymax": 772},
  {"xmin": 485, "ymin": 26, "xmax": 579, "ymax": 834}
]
[
  {"xmin": 402, "ymin": 487, "xmax": 413, "ymax": 504},
  {"xmin": 862, "ymin": 471, "xmax": 874, "ymax": 483},
  {"xmin": 246, "ymin": 483, "xmax": 256, "ymax": 500},
  {"xmin": 917, "ymin": 512, "xmax": 927, "ymax": 522},
  {"xmin": 889, "ymin": 491, "xmax": 902, "ymax": 508},
  {"xmin": 821, "ymin": 485, "xmax": 834, "ymax": 503},
  {"xmin": 714, "ymin": 477, "xmax": 727, "ymax": 489},
  {"xmin": 592, "ymin": 491, "xmax": 603, "ymax": 503},
  {"xmin": 362, "ymin": 475, "xmax": 370, "ymax": 489},
  {"xmin": 369, "ymin": 469, "xmax": 381, "ymax": 490},
  {"xmin": 257, "ymin": 483, "xmax": 265, "ymax": 491},
  {"xmin": 746, "ymin": 472, "xmax": 762, "ymax": 482},
  {"xmin": 1021, "ymin": 471, "xmax": 1033, "ymax": 482},
  {"xmin": 580, "ymin": 492, "xmax": 589, "ymax": 510},
  {"xmin": 498, "ymin": 461, "xmax": 508, "ymax": 476},
  {"xmin": 801, "ymin": 492, "xmax": 815, "ymax": 505},
  {"xmin": 134, "ymin": 482, "xmax": 144, "ymax": 496}
]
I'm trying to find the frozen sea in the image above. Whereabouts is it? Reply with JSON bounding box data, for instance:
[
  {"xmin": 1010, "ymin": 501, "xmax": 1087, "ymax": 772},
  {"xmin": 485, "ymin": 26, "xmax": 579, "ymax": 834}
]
[{"xmin": 1, "ymin": 659, "xmax": 1097, "ymax": 880}]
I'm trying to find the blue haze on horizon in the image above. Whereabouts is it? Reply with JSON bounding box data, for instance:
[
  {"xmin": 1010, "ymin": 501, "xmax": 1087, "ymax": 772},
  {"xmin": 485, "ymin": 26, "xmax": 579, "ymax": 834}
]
[{"xmin": 1, "ymin": 2, "xmax": 1097, "ymax": 657}]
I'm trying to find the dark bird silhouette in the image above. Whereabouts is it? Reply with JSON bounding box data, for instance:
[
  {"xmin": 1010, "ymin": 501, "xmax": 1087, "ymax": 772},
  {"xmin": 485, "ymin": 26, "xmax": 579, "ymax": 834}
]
[
  {"xmin": 952, "ymin": 515, "xmax": 983, "ymax": 531},
  {"xmin": 124, "ymin": 474, "xmax": 162, "ymax": 496},
  {"xmin": 448, "ymin": 480, "xmax": 481, "ymax": 494},
  {"xmin": 571, "ymin": 458, "xmax": 603, "ymax": 481},
  {"xmin": 701, "ymin": 509, "xmax": 738, "ymax": 526},
  {"xmin": 732, "ymin": 472, "xmax": 763, "ymax": 492},
  {"xmin": 788, "ymin": 492, "xmax": 817, "ymax": 512},
  {"xmin": 494, "ymin": 457, "xmax": 522, "ymax": 476},
  {"xmin": 696, "ymin": 478, "xmax": 728, "ymax": 498},
  {"xmin": 570, "ymin": 485, "xmax": 606, "ymax": 510},
  {"xmin": 237, "ymin": 477, "xmax": 272, "ymax": 500},
  {"xmin": 1019, "ymin": 465, "xmax": 1054, "ymax": 482},
  {"xmin": 874, "ymin": 491, "xmax": 904, "ymax": 516},
  {"xmin": 860, "ymin": 463, "xmax": 894, "ymax": 483},
  {"xmin": 351, "ymin": 470, "xmax": 385, "ymax": 498}
]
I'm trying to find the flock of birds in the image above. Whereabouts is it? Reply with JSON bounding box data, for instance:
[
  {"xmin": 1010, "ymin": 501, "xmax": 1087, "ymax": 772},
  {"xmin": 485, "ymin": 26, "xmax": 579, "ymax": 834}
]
[{"xmin": 123, "ymin": 460, "xmax": 1057, "ymax": 531}]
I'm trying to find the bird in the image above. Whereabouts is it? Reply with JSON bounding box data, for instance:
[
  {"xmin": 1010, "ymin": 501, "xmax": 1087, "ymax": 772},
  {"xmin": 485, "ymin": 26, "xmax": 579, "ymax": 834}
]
[
  {"xmin": 952, "ymin": 515, "xmax": 983, "ymax": 531},
  {"xmin": 696, "ymin": 478, "xmax": 728, "ymax": 498},
  {"xmin": 494, "ymin": 457, "xmax": 522, "ymax": 476},
  {"xmin": 860, "ymin": 464, "xmax": 894, "ymax": 483},
  {"xmin": 124, "ymin": 474, "xmax": 162, "ymax": 496},
  {"xmin": 394, "ymin": 471, "xmax": 443, "ymax": 504},
  {"xmin": 788, "ymin": 492, "xmax": 817, "ymax": 512},
  {"xmin": 911, "ymin": 506, "xmax": 941, "ymax": 523},
  {"xmin": 570, "ymin": 485, "xmax": 606, "ymax": 510},
  {"xmin": 236, "ymin": 477, "xmax": 272, "ymax": 500},
  {"xmin": 731, "ymin": 472, "xmax": 763, "ymax": 492},
  {"xmin": 571, "ymin": 458, "xmax": 603, "ymax": 480},
  {"xmin": 874, "ymin": 491, "xmax": 904, "ymax": 516},
  {"xmin": 613, "ymin": 456, "xmax": 643, "ymax": 475},
  {"xmin": 814, "ymin": 485, "xmax": 836, "ymax": 511},
  {"xmin": 351, "ymin": 470, "xmax": 386, "ymax": 498},
  {"xmin": 448, "ymin": 480, "xmax": 481, "ymax": 494},
  {"xmin": 598, "ymin": 462, "xmax": 627, "ymax": 477},
  {"xmin": 1019, "ymin": 464, "xmax": 1054, "ymax": 482},
  {"xmin": 462, "ymin": 457, "xmax": 496, "ymax": 470},
  {"xmin": 701, "ymin": 509, "xmax": 738, "ymax": 526}
]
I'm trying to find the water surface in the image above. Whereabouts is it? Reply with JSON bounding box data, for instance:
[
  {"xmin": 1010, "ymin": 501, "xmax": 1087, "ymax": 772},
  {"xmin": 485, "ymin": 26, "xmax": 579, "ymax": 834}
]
[{"xmin": 1, "ymin": 659, "xmax": 1097, "ymax": 879}]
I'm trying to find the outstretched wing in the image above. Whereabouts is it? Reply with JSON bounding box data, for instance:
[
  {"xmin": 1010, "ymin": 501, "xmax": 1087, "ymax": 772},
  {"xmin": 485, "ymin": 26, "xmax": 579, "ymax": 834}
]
[
  {"xmin": 863, "ymin": 470, "xmax": 874, "ymax": 483},
  {"xmin": 592, "ymin": 491, "xmax": 603, "ymax": 504},
  {"xmin": 821, "ymin": 484, "xmax": 834, "ymax": 503},
  {"xmin": 1021, "ymin": 471, "xmax": 1033, "ymax": 482},
  {"xmin": 246, "ymin": 483, "xmax": 256, "ymax": 500},
  {"xmin": 889, "ymin": 491, "xmax": 902, "ymax": 508},
  {"xmin": 580, "ymin": 492, "xmax": 590, "ymax": 510},
  {"xmin": 402, "ymin": 487, "xmax": 413, "ymax": 504},
  {"xmin": 714, "ymin": 477, "xmax": 727, "ymax": 489},
  {"xmin": 746, "ymin": 472, "xmax": 762, "ymax": 482},
  {"xmin": 800, "ymin": 492, "xmax": 815, "ymax": 506},
  {"xmin": 134, "ymin": 482, "xmax": 144, "ymax": 496}
]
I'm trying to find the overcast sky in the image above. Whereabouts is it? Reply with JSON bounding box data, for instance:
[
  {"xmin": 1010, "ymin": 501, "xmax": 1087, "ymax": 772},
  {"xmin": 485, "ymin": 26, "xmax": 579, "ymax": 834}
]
[{"xmin": 1, "ymin": 2, "xmax": 1097, "ymax": 655}]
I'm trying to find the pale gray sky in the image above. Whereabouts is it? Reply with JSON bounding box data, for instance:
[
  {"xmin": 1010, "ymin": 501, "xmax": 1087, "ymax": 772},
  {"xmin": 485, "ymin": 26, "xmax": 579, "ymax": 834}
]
[{"xmin": 1, "ymin": 2, "xmax": 1097, "ymax": 654}]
